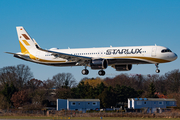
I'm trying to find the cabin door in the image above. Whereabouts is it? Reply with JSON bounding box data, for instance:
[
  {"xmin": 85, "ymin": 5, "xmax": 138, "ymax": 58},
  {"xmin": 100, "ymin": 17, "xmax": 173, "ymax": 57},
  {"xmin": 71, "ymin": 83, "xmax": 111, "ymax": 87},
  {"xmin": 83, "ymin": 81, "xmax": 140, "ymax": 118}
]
[{"xmin": 151, "ymin": 47, "xmax": 157, "ymax": 57}]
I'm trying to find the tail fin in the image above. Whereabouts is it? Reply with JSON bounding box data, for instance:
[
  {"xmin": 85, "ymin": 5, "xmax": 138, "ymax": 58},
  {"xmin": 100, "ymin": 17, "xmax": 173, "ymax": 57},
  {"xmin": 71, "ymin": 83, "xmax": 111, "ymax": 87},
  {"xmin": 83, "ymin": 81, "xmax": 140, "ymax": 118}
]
[{"xmin": 16, "ymin": 26, "xmax": 37, "ymax": 54}]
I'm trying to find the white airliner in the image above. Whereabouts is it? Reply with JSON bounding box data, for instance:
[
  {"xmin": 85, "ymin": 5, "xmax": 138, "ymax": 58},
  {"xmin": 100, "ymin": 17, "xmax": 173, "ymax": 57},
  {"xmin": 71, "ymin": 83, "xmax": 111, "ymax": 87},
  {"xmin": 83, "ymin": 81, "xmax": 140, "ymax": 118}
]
[{"xmin": 6, "ymin": 26, "xmax": 178, "ymax": 76}]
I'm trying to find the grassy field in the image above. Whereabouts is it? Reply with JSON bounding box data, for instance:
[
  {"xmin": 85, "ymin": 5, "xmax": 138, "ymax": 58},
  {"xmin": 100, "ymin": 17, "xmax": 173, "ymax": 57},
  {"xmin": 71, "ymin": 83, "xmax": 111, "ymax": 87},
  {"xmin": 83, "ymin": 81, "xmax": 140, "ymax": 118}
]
[{"xmin": 0, "ymin": 116, "xmax": 180, "ymax": 120}]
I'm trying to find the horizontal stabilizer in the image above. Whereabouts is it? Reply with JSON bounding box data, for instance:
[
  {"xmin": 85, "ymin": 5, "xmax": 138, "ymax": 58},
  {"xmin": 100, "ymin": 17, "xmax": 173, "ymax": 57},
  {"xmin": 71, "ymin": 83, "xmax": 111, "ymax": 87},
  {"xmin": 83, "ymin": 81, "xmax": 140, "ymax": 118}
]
[
  {"xmin": 5, "ymin": 52, "xmax": 29, "ymax": 57},
  {"xmin": 5, "ymin": 52, "xmax": 17, "ymax": 55}
]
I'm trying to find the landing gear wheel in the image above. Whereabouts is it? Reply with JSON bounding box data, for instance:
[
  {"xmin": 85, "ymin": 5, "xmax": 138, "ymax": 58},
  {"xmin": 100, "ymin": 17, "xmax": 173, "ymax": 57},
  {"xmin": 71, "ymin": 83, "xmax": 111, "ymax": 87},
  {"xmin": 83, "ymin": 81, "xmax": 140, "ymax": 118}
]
[
  {"xmin": 155, "ymin": 63, "xmax": 160, "ymax": 73},
  {"xmin": 82, "ymin": 69, "xmax": 89, "ymax": 75},
  {"xmin": 98, "ymin": 70, "xmax": 105, "ymax": 76},
  {"xmin": 156, "ymin": 69, "xmax": 160, "ymax": 73}
]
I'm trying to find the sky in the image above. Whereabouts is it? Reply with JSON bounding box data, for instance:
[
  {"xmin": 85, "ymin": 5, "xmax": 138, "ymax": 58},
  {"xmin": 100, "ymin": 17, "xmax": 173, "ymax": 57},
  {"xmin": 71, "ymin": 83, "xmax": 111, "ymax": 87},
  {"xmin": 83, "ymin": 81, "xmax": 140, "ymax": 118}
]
[{"xmin": 0, "ymin": 0, "xmax": 180, "ymax": 83}]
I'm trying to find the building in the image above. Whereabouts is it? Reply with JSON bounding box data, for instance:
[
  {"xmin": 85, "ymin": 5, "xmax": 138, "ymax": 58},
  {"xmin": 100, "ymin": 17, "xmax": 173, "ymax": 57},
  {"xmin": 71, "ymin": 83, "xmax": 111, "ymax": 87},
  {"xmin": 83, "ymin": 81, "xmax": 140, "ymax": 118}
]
[
  {"xmin": 154, "ymin": 92, "xmax": 167, "ymax": 98},
  {"xmin": 57, "ymin": 99, "xmax": 100, "ymax": 113},
  {"xmin": 128, "ymin": 98, "xmax": 176, "ymax": 113}
]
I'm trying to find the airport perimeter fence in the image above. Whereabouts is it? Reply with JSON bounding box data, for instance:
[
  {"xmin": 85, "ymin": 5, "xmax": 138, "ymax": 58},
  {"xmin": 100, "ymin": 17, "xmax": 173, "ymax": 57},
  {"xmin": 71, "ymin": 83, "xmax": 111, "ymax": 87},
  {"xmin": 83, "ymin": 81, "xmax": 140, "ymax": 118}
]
[{"xmin": 1, "ymin": 109, "xmax": 180, "ymax": 118}]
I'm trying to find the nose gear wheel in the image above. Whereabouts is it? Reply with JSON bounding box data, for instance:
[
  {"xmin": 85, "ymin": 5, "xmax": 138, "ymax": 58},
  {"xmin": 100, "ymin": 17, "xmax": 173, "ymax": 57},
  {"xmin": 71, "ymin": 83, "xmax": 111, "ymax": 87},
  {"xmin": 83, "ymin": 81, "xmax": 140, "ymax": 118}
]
[{"xmin": 155, "ymin": 63, "xmax": 160, "ymax": 73}]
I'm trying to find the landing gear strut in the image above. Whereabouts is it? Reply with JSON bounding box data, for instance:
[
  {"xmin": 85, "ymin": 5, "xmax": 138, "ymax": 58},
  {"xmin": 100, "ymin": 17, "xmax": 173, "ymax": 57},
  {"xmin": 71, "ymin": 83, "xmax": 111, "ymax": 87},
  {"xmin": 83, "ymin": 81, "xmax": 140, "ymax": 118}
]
[
  {"xmin": 155, "ymin": 63, "xmax": 160, "ymax": 73},
  {"xmin": 98, "ymin": 70, "xmax": 105, "ymax": 76}
]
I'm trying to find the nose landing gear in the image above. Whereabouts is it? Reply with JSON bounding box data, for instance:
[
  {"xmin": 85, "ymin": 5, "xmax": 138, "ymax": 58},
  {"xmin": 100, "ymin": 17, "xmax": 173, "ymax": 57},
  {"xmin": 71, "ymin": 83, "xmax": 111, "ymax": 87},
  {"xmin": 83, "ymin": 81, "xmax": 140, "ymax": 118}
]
[{"xmin": 155, "ymin": 63, "xmax": 160, "ymax": 73}]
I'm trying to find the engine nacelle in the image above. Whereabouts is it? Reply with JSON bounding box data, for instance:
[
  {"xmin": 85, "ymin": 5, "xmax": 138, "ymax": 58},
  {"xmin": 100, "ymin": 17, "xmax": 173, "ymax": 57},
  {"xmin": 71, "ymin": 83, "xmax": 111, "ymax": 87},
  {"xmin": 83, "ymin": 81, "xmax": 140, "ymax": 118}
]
[
  {"xmin": 114, "ymin": 64, "xmax": 132, "ymax": 71},
  {"xmin": 90, "ymin": 59, "xmax": 108, "ymax": 70}
]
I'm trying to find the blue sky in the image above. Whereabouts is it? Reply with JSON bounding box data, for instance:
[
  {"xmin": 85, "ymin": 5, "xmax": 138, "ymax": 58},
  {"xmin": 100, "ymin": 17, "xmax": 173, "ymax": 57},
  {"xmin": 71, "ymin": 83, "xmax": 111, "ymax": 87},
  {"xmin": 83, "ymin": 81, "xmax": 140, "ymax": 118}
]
[{"xmin": 0, "ymin": 0, "xmax": 180, "ymax": 82}]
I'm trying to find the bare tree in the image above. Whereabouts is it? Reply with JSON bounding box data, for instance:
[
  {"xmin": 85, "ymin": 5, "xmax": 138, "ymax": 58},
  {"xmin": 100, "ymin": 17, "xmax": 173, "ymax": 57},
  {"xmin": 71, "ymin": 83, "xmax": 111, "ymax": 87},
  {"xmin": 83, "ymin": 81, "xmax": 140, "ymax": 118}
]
[
  {"xmin": 154, "ymin": 75, "xmax": 167, "ymax": 94},
  {"xmin": 15, "ymin": 64, "xmax": 33, "ymax": 89},
  {"xmin": 0, "ymin": 66, "xmax": 17, "ymax": 87},
  {"xmin": 165, "ymin": 69, "xmax": 180, "ymax": 93},
  {"xmin": 130, "ymin": 74, "xmax": 146, "ymax": 90},
  {"xmin": 52, "ymin": 73, "xmax": 77, "ymax": 88},
  {"xmin": 25, "ymin": 78, "xmax": 44, "ymax": 91},
  {"xmin": 43, "ymin": 79, "xmax": 55, "ymax": 89},
  {"xmin": 0, "ymin": 64, "xmax": 33, "ymax": 90}
]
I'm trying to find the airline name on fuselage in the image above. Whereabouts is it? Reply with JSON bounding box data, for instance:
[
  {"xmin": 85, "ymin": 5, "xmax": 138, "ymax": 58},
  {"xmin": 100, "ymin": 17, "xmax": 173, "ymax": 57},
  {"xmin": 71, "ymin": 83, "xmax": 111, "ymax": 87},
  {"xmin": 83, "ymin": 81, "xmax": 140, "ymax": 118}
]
[{"xmin": 106, "ymin": 48, "xmax": 142, "ymax": 55}]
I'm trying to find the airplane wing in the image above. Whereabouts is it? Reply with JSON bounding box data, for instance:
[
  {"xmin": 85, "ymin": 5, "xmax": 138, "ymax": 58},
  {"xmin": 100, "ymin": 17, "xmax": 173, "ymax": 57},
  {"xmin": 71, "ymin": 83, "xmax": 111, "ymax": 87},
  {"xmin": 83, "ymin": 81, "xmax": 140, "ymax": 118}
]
[{"xmin": 36, "ymin": 47, "xmax": 92, "ymax": 65}]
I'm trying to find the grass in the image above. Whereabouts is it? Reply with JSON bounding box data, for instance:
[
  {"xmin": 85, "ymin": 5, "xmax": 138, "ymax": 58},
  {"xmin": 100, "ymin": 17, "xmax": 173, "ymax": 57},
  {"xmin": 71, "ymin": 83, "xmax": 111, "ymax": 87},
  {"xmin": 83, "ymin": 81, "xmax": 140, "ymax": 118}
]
[
  {"xmin": 0, "ymin": 116, "xmax": 180, "ymax": 120},
  {"xmin": 0, "ymin": 116, "xmax": 53, "ymax": 119}
]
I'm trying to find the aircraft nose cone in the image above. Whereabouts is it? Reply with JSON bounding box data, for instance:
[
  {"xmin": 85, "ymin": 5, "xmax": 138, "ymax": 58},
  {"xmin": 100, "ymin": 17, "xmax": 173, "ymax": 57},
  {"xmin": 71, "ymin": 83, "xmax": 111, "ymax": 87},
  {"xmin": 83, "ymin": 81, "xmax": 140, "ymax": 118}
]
[
  {"xmin": 166, "ymin": 53, "xmax": 177, "ymax": 61},
  {"xmin": 174, "ymin": 53, "xmax": 178, "ymax": 60}
]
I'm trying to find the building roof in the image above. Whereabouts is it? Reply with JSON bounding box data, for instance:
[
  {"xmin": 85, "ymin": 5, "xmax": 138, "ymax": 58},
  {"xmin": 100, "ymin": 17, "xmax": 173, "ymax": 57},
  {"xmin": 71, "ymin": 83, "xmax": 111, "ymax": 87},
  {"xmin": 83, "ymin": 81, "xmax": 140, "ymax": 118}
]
[
  {"xmin": 128, "ymin": 98, "xmax": 176, "ymax": 101},
  {"xmin": 67, "ymin": 99, "xmax": 100, "ymax": 102},
  {"xmin": 154, "ymin": 92, "xmax": 167, "ymax": 98}
]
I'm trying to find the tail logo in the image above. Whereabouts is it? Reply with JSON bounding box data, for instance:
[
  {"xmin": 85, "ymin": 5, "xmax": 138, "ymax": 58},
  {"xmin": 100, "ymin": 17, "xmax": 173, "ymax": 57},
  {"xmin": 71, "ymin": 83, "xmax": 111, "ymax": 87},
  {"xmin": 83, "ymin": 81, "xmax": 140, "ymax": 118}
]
[
  {"xmin": 22, "ymin": 40, "xmax": 30, "ymax": 46},
  {"xmin": 22, "ymin": 34, "xmax": 30, "ymax": 40},
  {"xmin": 21, "ymin": 34, "xmax": 30, "ymax": 46}
]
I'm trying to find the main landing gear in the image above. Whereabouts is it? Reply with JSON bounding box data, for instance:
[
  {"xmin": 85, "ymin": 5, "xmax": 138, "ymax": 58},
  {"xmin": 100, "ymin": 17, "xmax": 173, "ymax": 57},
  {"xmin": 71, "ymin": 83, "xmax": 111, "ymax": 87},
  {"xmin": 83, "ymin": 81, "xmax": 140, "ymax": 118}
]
[
  {"xmin": 82, "ymin": 66, "xmax": 89, "ymax": 75},
  {"xmin": 82, "ymin": 69, "xmax": 89, "ymax": 75},
  {"xmin": 98, "ymin": 70, "xmax": 105, "ymax": 76},
  {"xmin": 155, "ymin": 63, "xmax": 160, "ymax": 73},
  {"xmin": 81, "ymin": 67, "xmax": 106, "ymax": 76}
]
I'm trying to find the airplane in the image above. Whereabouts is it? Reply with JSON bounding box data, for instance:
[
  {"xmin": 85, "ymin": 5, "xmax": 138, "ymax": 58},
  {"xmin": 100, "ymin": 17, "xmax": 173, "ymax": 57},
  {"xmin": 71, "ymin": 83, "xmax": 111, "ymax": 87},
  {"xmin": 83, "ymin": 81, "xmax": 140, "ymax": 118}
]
[{"xmin": 6, "ymin": 26, "xmax": 178, "ymax": 76}]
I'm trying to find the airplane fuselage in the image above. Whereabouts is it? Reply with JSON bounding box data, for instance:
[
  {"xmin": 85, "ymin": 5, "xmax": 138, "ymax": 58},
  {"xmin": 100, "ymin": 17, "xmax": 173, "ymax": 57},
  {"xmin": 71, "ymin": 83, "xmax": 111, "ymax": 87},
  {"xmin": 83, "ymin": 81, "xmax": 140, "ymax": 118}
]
[{"xmin": 15, "ymin": 45, "xmax": 177, "ymax": 66}]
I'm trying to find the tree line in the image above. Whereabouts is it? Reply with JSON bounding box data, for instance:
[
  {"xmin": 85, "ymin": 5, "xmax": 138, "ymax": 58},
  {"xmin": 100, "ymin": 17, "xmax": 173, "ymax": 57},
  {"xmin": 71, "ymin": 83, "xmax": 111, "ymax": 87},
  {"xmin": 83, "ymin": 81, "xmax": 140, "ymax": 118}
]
[{"xmin": 0, "ymin": 64, "xmax": 180, "ymax": 109}]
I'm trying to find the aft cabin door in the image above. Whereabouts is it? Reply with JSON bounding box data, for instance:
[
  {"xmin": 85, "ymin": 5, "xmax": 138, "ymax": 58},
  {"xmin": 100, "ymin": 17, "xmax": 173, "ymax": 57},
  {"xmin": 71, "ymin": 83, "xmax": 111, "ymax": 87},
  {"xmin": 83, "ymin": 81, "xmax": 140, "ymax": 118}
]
[{"xmin": 151, "ymin": 47, "xmax": 157, "ymax": 57}]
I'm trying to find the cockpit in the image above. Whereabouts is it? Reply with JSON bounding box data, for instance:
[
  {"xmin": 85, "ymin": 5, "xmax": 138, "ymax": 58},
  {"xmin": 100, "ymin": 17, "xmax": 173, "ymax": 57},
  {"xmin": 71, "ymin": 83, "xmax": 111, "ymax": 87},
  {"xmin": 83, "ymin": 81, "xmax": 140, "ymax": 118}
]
[{"xmin": 161, "ymin": 48, "xmax": 172, "ymax": 53}]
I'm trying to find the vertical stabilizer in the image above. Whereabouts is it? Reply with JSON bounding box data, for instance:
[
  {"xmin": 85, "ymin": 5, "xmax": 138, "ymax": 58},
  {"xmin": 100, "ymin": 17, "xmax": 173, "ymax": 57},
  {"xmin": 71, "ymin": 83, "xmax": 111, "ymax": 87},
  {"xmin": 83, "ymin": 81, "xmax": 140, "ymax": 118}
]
[{"xmin": 16, "ymin": 26, "xmax": 36, "ymax": 54}]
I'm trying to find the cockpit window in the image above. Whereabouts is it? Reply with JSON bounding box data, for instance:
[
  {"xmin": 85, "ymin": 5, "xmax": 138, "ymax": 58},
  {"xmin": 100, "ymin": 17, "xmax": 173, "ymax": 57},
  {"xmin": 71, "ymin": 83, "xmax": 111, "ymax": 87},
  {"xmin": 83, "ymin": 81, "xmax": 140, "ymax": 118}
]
[{"xmin": 161, "ymin": 49, "xmax": 172, "ymax": 53}]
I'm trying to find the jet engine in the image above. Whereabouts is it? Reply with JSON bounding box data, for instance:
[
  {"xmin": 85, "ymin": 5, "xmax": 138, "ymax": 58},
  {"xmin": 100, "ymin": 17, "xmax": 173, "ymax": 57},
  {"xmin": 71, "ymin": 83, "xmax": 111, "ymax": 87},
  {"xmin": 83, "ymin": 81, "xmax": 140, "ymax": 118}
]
[
  {"xmin": 90, "ymin": 59, "xmax": 108, "ymax": 70},
  {"xmin": 114, "ymin": 64, "xmax": 132, "ymax": 71}
]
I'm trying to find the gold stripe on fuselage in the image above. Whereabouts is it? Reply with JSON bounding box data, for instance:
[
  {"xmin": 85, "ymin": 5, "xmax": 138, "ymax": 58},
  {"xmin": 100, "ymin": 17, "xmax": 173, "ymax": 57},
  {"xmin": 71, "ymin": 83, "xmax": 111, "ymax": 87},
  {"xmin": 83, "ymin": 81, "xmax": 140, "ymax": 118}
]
[
  {"xmin": 31, "ymin": 57, "xmax": 66, "ymax": 63},
  {"xmin": 103, "ymin": 56, "xmax": 170, "ymax": 63},
  {"xmin": 34, "ymin": 56, "xmax": 170, "ymax": 64}
]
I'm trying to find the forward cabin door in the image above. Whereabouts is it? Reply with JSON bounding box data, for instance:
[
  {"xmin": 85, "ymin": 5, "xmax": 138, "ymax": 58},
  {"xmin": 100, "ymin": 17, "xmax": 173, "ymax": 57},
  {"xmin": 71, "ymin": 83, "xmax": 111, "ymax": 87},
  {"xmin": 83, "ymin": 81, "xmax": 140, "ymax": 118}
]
[{"xmin": 151, "ymin": 47, "xmax": 157, "ymax": 57}]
